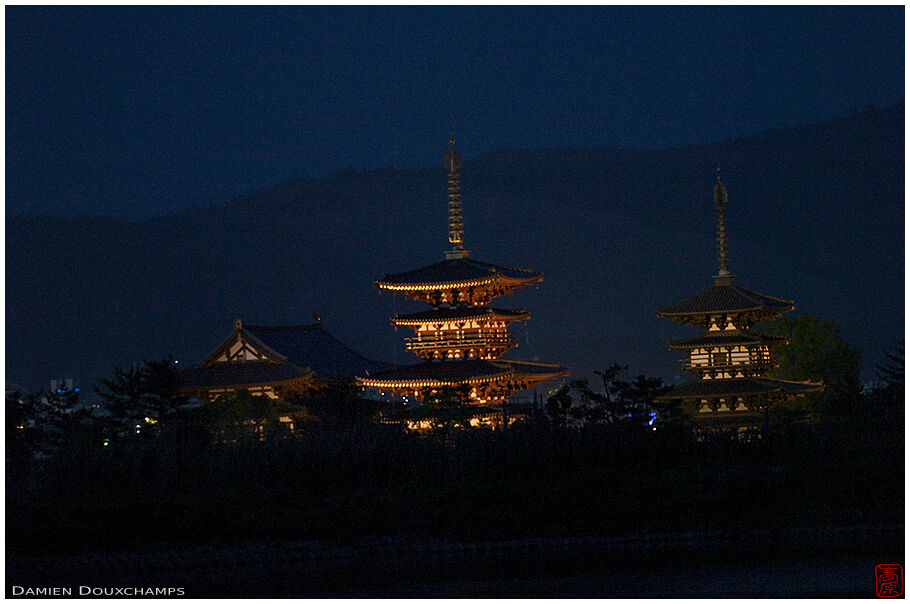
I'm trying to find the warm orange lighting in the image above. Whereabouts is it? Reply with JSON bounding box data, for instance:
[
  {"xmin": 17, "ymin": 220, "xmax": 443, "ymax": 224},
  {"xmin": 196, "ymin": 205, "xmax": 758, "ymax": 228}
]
[{"xmin": 357, "ymin": 137, "xmax": 567, "ymax": 405}]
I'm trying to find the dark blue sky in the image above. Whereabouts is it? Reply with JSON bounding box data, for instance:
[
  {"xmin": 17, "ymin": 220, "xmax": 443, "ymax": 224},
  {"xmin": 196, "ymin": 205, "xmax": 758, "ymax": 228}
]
[{"xmin": 6, "ymin": 6, "xmax": 905, "ymax": 218}]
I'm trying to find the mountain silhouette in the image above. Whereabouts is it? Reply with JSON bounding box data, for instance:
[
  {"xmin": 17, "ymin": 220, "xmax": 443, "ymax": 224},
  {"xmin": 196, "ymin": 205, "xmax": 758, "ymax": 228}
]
[{"xmin": 7, "ymin": 103, "xmax": 903, "ymax": 393}]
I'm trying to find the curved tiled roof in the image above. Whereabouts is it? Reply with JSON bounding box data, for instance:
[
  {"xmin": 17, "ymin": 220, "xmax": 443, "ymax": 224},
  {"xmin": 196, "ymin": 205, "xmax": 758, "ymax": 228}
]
[
  {"xmin": 667, "ymin": 333, "xmax": 789, "ymax": 350},
  {"xmin": 359, "ymin": 358, "xmax": 567, "ymax": 387},
  {"xmin": 392, "ymin": 306, "xmax": 529, "ymax": 325},
  {"xmin": 186, "ymin": 321, "xmax": 392, "ymax": 394},
  {"xmin": 180, "ymin": 360, "xmax": 313, "ymax": 389},
  {"xmin": 245, "ymin": 324, "xmax": 391, "ymax": 379},
  {"xmin": 657, "ymin": 280, "xmax": 793, "ymax": 317},
  {"xmin": 360, "ymin": 359, "xmax": 512, "ymax": 385},
  {"xmin": 658, "ymin": 377, "xmax": 822, "ymax": 399},
  {"xmin": 375, "ymin": 258, "xmax": 541, "ymax": 289},
  {"xmin": 494, "ymin": 359, "xmax": 569, "ymax": 377}
]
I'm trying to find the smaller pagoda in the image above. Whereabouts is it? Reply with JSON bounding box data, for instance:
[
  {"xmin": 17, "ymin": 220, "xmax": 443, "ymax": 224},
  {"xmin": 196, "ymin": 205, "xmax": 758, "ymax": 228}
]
[
  {"xmin": 656, "ymin": 171, "xmax": 822, "ymax": 427},
  {"xmin": 358, "ymin": 135, "xmax": 567, "ymax": 406}
]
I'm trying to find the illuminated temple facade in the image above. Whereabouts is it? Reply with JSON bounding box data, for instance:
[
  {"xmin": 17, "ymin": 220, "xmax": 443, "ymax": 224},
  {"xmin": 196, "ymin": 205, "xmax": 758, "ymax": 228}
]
[
  {"xmin": 358, "ymin": 136, "xmax": 567, "ymax": 404},
  {"xmin": 181, "ymin": 317, "xmax": 390, "ymax": 402},
  {"xmin": 657, "ymin": 172, "xmax": 822, "ymax": 427}
]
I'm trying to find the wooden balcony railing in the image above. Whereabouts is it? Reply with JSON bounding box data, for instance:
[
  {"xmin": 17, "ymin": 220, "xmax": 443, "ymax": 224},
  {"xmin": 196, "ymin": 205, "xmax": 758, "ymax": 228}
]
[
  {"xmin": 405, "ymin": 331, "xmax": 515, "ymax": 351},
  {"xmin": 681, "ymin": 358, "xmax": 777, "ymax": 373}
]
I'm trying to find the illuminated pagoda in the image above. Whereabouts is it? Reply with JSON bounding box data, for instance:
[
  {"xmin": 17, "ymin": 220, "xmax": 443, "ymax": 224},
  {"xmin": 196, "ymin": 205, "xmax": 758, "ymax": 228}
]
[
  {"xmin": 358, "ymin": 135, "xmax": 567, "ymax": 405},
  {"xmin": 656, "ymin": 171, "xmax": 822, "ymax": 427},
  {"xmin": 181, "ymin": 316, "xmax": 390, "ymax": 402}
]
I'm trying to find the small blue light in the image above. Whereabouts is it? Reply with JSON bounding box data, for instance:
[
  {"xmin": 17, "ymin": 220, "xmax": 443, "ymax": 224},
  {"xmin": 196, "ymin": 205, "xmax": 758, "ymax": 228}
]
[{"xmin": 74, "ymin": 388, "xmax": 80, "ymax": 392}]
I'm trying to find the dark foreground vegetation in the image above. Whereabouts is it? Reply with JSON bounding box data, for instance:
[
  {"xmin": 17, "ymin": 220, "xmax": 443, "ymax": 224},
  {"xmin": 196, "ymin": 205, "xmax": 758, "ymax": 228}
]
[
  {"xmin": 3, "ymin": 338, "xmax": 900, "ymax": 600},
  {"xmin": 7, "ymin": 402, "xmax": 903, "ymax": 557},
  {"xmin": 8, "ymin": 325, "xmax": 904, "ymax": 559},
  {"xmin": 6, "ymin": 342, "xmax": 904, "ymax": 596}
]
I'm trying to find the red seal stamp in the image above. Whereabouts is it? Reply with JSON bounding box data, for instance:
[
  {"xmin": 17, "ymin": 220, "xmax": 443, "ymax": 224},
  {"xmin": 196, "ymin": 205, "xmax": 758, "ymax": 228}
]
[{"xmin": 876, "ymin": 564, "xmax": 903, "ymax": 597}]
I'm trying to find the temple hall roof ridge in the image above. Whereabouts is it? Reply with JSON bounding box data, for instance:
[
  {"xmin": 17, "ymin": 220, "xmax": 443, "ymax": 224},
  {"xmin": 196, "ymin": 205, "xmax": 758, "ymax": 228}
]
[
  {"xmin": 193, "ymin": 317, "xmax": 391, "ymax": 380},
  {"xmin": 180, "ymin": 360, "xmax": 314, "ymax": 391},
  {"xmin": 245, "ymin": 321, "xmax": 391, "ymax": 378}
]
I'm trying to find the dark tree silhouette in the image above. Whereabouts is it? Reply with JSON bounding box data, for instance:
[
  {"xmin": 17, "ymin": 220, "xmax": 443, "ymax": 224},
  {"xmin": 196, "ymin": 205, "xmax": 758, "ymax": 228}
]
[
  {"xmin": 545, "ymin": 382, "xmax": 574, "ymax": 425},
  {"xmin": 6, "ymin": 389, "xmax": 34, "ymax": 461},
  {"xmin": 288, "ymin": 379, "xmax": 382, "ymax": 428},
  {"xmin": 407, "ymin": 384, "xmax": 484, "ymax": 430},
  {"xmin": 8, "ymin": 386, "xmax": 92, "ymax": 457},
  {"xmin": 877, "ymin": 341, "xmax": 904, "ymax": 391},
  {"xmin": 757, "ymin": 314, "xmax": 862, "ymax": 418},
  {"xmin": 94, "ymin": 356, "xmax": 188, "ymax": 436},
  {"xmin": 546, "ymin": 366, "xmax": 675, "ymax": 428},
  {"xmin": 869, "ymin": 341, "xmax": 905, "ymax": 430},
  {"xmin": 186, "ymin": 389, "xmax": 301, "ymax": 442}
]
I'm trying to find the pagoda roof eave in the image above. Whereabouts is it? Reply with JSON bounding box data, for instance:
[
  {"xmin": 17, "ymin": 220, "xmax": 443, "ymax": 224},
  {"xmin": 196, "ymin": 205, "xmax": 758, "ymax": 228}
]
[
  {"xmin": 495, "ymin": 359, "xmax": 569, "ymax": 381},
  {"xmin": 376, "ymin": 276, "xmax": 496, "ymax": 291},
  {"xmin": 667, "ymin": 333, "xmax": 789, "ymax": 350},
  {"xmin": 358, "ymin": 360, "xmax": 512, "ymax": 389},
  {"xmin": 375, "ymin": 274, "xmax": 540, "ymax": 292},
  {"xmin": 375, "ymin": 257, "xmax": 542, "ymax": 291},
  {"xmin": 657, "ymin": 280, "xmax": 794, "ymax": 318},
  {"xmin": 656, "ymin": 377, "xmax": 823, "ymax": 400},
  {"xmin": 657, "ymin": 308, "xmax": 791, "ymax": 321},
  {"xmin": 392, "ymin": 306, "xmax": 530, "ymax": 325},
  {"xmin": 357, "ymin": 358, "xmax": 567, "ymax": 390}
]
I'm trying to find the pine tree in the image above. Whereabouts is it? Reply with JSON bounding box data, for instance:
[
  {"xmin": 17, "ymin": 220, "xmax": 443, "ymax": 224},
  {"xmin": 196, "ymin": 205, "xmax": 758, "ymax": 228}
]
[{"xmin": 95, "ymin": 356, "xmax": 188, "ymax": 437}]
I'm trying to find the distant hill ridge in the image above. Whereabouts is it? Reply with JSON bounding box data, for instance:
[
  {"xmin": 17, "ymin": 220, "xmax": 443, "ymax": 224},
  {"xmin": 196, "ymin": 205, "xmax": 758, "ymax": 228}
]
[{"xmin": 7, "ymin": 102, "xmax": 903, "ymax": 391}]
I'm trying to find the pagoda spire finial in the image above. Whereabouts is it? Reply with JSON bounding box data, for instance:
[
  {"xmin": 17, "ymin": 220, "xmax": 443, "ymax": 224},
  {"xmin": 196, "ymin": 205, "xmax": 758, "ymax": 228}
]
[
  {"xmin": 444, "ymin": 132, "xmax": 469, "ymax": 260},
  {"xmin": 714, "ymin": 167, "xmax": 731, "ymax": 281}
]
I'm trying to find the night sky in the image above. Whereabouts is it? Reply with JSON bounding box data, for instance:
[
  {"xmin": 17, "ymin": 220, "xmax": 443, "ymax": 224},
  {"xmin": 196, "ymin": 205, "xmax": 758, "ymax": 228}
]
[
  {"xmin": 5, "ymin": 6, "xmax": 905, "ymax": 392},
  {"xmin": 7, "ymin": 6, "xmax": 904, "ymax": 219}
]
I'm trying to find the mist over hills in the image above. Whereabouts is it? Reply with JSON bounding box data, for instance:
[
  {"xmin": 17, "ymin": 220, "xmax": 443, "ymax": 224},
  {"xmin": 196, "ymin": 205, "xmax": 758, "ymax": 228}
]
[{"xmin": 6, "ymin": 103, "xmax": 903, "ymax": 393}]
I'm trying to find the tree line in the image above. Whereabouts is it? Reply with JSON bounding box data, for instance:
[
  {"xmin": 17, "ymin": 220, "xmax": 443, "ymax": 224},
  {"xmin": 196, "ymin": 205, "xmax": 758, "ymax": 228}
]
[{"xmin": 6, "ymin": 314, "xmax": 904, "ymax": 463}]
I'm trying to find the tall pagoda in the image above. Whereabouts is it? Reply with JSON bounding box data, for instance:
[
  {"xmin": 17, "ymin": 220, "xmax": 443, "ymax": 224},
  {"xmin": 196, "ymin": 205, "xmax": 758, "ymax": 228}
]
[
  {"xmin": 358, "ymin": 135, "xmax": 567, "ymax": 405},
  {"xmin": 656, "ymin": 171, "xmax": 822, "ymax": 427}
]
